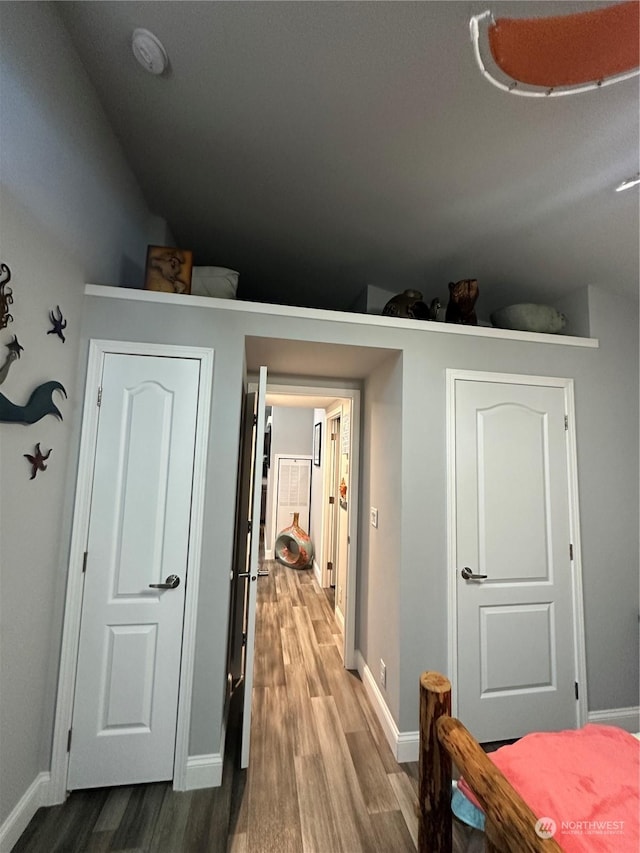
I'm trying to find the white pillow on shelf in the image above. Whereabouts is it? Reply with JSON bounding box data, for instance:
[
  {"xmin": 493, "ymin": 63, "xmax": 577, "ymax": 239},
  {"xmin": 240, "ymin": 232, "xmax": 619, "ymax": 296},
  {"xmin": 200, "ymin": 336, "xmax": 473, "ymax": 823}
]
[{"xmin": 191, "ymin": 266, "xmax": 239, "ymax": 299}]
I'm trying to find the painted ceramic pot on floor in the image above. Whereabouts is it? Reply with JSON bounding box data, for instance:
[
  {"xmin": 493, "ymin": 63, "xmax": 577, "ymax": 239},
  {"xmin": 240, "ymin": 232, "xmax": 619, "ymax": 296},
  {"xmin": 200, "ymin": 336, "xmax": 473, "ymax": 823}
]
[{"xmin": 274, "ymin": 512, "xmax": 314, "ymax": 569}]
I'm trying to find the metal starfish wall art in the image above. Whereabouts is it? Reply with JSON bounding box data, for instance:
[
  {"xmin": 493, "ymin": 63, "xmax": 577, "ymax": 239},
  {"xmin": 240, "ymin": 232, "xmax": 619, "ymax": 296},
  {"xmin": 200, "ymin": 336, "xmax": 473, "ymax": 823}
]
[
  {"xmin": 47, "ymin": 305, "xmax": 67, "ymax": 342},
  {"xmin": 24, "ymin": 442, "xmax": 52, "ymax": 479}
]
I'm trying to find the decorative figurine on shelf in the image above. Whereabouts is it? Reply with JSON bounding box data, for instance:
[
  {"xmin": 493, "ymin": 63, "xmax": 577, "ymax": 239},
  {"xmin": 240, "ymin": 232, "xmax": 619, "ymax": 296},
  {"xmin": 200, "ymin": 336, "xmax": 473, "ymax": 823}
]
[
  {"xmin": 24, "ymin": 442, "xmax": 52, "ymax": 479},
  {"xmin": 382, "ymin": 290, "xmax": 441, "ymax": 321},
  {"xmin": 445, "ymin": 279, "xmax": 479, "ymax": 325},
  {"xmin": 0, "ymin": 262, "xmax": 14, "ymax": 330},
  {"xmin": 47, "ymin": 305, "xmax": 67, "ymax": 342}
]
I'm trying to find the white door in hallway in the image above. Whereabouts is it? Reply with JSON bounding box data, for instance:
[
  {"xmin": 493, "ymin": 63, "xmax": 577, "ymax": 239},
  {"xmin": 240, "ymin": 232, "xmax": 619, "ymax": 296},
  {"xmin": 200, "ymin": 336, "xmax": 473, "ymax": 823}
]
[
  {"xmin": 452, "ymin": 373, "xmax": 581, "ymax": 742},
  {"xmin": 68, "ymin": 353, "xmax": 200, "ymax": 789},
  {"xmin": 239, "ymin": 366, "xmax": 267, "ymax": 768}
]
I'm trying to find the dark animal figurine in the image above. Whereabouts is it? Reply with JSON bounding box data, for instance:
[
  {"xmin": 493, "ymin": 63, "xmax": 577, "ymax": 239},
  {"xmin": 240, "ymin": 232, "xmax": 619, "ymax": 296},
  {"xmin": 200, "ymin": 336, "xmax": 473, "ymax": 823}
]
[
  {"xmin": 0, "ymin": 380, "xmax": 67, "ymax": 424},
  {"xmin": 445, "ymin": 279, "xmax": 479, "ymax": 325},
  {"xmin": 24, "ymin": 443, "xmax": 52, "ymax": 479}
]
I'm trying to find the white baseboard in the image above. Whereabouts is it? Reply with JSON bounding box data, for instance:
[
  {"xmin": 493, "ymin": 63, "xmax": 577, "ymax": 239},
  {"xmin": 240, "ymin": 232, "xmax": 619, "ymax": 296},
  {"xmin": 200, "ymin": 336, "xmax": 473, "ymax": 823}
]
[
  {"xmin": 264, "ymin": 548, "xmax": 273, "ymax": 561},
  {"xmin": 355, "ymin": 651, "xmax": 419, "ymax": 764},
  {"xmin": 312, "ymin": 558, "xmax": 322, "ymax": 586},
  {"xmin": 0, "ymin": 772, "xmax": 51, "ymax": 853},
  {"xmin": 184, "ymin": 753, "xmax": 223, "ymax": 790},
  {"xmin": 587, "ymin": 706, "xmax": 640, "ymax": 733}
]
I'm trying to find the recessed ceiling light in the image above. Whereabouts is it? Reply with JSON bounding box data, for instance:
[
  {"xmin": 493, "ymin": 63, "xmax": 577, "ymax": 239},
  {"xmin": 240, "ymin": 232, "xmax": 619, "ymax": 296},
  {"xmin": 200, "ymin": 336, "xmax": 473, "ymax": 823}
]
[
  {"xmin": 131, "ymin": 28, "xmax": 168, "ymax": 76},
  {"xmin": 615, "ymin": 173, "xmax": 640, "ymax": 192}
]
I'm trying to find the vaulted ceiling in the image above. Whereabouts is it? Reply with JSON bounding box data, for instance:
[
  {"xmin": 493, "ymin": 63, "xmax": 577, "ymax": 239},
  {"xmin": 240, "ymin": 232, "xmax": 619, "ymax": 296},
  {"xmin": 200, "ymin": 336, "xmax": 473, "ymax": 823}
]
[{"xmin": 58, "ymin": 1, "xmax": 639, "ymax": 316}]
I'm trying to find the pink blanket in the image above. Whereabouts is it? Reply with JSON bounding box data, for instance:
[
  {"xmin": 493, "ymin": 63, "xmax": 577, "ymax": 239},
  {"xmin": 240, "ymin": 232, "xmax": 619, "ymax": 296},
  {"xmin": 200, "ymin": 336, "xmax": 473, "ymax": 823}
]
[{"xmin": 457, "ymin": 725, "xmax": 639, "ymax": 852}]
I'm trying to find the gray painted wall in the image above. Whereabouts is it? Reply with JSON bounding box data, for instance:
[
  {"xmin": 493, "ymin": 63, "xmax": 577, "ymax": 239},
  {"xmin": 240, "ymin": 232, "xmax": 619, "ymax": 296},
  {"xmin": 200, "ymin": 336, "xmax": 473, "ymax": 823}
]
[
  {"xmin": 0, "ymin": 3, "xmax": 160, "ymax": 825},
  {"xmin": 74, "ymin": 285, "xmax": 638, "ymax": 757},
  {"xmin": 360, "ymin": 353, "xmax": 403, "ymax": 720}
]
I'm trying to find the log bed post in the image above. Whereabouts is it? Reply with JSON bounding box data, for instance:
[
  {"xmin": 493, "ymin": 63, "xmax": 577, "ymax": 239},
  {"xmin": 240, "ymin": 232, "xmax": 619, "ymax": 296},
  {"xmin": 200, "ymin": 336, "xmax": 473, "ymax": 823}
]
[{"xmin": 418, "ymin": 671, "xmax": 453, "ymax": 853}]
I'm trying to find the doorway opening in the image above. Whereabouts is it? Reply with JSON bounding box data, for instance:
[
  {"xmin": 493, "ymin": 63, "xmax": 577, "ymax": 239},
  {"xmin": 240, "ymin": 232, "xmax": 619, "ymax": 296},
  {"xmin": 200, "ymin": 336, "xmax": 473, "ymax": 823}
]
[{"xmin": 260, "ymin": 384, "xmax": 359, "ymax": 666}]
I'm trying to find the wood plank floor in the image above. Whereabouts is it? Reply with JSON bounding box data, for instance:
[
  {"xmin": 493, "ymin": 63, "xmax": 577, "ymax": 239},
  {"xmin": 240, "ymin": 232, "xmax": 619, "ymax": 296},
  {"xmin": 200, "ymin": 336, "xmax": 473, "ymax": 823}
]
[{"xmin": 13, "ymin": 560, "xmax": 479, "ymax": 852}]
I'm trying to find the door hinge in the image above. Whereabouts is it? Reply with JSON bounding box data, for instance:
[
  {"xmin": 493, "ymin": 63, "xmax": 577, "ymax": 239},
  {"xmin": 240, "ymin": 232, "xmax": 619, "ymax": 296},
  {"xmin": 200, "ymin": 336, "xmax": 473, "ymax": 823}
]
[
  {"xmin": 97, "ymin": 387, "xmax": 102, "ymax": 407},
  {"xmin": 564, "ymin": 415, "xmax": 568, "ymax": 430},
  {"xmin": 327, "ymin": 561, "xmax": 333, "ymax": 573},
  {"xmin": 253, "ymin": 414, "xmax": 257, "ymax": 426},
  {"xmin": 248, "ymin": 519, "xmax": 252, "ymax": 534},
  {"xmin": 574, "ymin": 681, "xmax": 579, "ymax": 700},
  {"xmin": 569, "ymin": 543, "xmax": 574, "ymax": 561},
  {"xmin": 67, "ymin": 728, "xmax": 72, "ymax": 752},
  {"xmin": 329, "ymin": 496, "xmax": 335, "ymax": 505},
  {"xmin": 242, "ymin": 632, "xmax": 247, "ymax": 647},
  {"xmin": 82, "ymin": 551, "xmax": 88, "ymax": 573}
]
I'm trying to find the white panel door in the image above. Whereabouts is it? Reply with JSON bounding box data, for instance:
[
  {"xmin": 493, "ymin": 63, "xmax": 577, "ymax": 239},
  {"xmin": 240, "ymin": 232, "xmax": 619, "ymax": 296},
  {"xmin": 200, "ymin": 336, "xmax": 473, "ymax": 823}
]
[
  {"xmin": 454, "ymin": 377, "xmax": 578, "ymax": 742},
  {"xmin": 240, "ymin": 366, "xmax": 267, "ymax": 768},
  {"xmin": 275, "ymin": 456, "xmax": 311, "ymax": 535},
  {"xmin": 68, "ymin": 353, "xmax": 200, "ymax": 789}
]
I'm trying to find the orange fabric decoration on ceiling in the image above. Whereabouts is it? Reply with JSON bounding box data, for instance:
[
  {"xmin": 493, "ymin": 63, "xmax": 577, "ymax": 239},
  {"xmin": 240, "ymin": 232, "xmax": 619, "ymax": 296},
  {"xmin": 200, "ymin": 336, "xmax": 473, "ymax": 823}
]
[{"xmin": 488, "ymin": 1, "xmax": 640, "ymax": 88}]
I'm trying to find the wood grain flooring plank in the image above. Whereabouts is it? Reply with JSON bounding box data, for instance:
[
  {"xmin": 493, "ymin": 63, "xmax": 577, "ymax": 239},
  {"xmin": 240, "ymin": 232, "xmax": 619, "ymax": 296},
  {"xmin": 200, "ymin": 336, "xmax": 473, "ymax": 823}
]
[
  {"xmin": 311, "ymin": 695, "xmax": 376, "ymax": 853},
  {"xmin": 317, "ymin": 643, "xmax": 367, "ymax": 733},
  {"xmin": 345, "ymin": 729, "xmax": 399, "ymax": 814},
  {"xmin": 246, "ymin": 685, "xmax": 303, "ymax": 853},
  {"xmin": 48, "ymin": 789, "xmax": 109, "ymax": 853},
  {"xmin": 311, "ymin": 617, "xmax": 334, "ymax": 646},
  {"xmin": 294, "ymin": 754, "xmax": 343, "ymax": 853},
  {"xmin": 368, "ymin": 809, "xmax": 418, "ymax": 852},
  {"xmin": 110, "ymin": 782, "xmax": 167, "ymax": 850},
  {"xmin": 351, "ymin": 677, "xmax": 402, "ymax": 775},
  {"xmin": 284, "ymin": 662, "xmax": 321, "ymax": 757},
  {"xmin": 253, "ymin": 600, "xmax": 285, "ymax": 688},
  {"xmin": 147, "ymin": 790, "xmax": 193, "ymax": 853},
  {"xmin": 292, "ymin": 606, "xmax": 330, "ymax": 698},
  {"xmin": 299, "ymin": 585, "xmax": 326, "ymax": 621},
  {"xmin": 388, "ymin": 772, "xmax": 419, "ymax": 849},
  {"xmin": 226, "ymin": 831, "xmax": 248, "ymax": 853},
  {"xmin": 279, "ymin": 624, "xmax": 303, "ymax": 668},
  {"xmin": 93, "ymin": 785, "xmax": 133, "ymax": 832}
]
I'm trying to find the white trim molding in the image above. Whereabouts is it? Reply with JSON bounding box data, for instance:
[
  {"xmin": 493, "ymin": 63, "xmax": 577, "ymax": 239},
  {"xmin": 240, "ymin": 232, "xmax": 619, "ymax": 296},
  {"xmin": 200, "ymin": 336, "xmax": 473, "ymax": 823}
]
[
  {"xmin": 356, "ymin": 652, "xmax": 419, "ymax": 763},
  {"xmin": 0, "ymin": 772, "xmax": 51, "ymax": 852},
  {"xmin": 587, "ymin": 707, "xmax": 640, "ymax": 733},
  {"xmin": 184, "ymin": 754, "xmax": 224, "ymax": 790},
  {"xmin": 85, "ymin": 284, "xmax": 599, "ymax": 349},
  {"xmin": 50, "ymin": 340, "xmax": 214, "ymax": 802}
]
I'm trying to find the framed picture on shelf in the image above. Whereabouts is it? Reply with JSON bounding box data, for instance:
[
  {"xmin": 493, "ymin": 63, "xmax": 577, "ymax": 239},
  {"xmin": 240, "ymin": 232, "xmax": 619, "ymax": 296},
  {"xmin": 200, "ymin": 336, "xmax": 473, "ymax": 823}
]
[{"xmin": 313, "ymin": 422, "xmax": 322, "ymax": 466}]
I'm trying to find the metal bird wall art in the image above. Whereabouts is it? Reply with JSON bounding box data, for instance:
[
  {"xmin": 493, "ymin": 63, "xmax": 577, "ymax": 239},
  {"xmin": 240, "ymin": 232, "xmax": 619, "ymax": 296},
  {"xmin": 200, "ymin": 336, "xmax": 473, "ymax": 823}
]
[
  {"xmin": 0, "ymin": 380, "xmax": 67, "ymax": 424},
  {"xmin": 24, "ymin": 442, "xmax": 52, "ymax": 479}
]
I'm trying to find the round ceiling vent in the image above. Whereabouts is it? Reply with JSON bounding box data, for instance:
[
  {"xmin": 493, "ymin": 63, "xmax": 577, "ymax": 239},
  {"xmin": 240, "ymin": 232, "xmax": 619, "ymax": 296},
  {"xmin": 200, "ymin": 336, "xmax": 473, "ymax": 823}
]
[{"xmin": 131, "ymin": 28, "xmax": 168, "ymax": 76}]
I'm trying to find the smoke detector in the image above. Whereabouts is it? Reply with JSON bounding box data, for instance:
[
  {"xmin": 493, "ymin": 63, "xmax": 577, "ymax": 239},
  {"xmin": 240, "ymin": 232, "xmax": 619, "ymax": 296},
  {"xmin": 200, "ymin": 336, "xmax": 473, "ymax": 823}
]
[{"xmin": 131, "ymin": 28, "xmax": 168, "ymax": 76}]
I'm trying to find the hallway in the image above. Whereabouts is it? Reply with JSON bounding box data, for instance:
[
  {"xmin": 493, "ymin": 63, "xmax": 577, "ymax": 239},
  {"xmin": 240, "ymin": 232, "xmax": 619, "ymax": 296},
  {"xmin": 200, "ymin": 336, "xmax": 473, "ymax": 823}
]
[{"xmin": 231, "ymin": 560, "xmax": 418, "ymax": 852}]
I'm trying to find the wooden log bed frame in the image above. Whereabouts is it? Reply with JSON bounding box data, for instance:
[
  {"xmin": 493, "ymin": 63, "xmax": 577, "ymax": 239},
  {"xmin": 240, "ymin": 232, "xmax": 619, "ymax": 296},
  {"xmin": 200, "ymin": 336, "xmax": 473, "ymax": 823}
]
[{"xmin": 418, "ymin": 671, "xmax": 564, "ymax": 853}]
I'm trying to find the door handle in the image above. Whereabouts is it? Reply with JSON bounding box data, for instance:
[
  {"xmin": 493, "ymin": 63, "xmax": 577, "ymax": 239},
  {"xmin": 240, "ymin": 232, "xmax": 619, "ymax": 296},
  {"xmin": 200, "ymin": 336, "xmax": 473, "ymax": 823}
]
[
  {"xmin": 148, "ymin": 574, "xmax": 180, "ymax": 589},
  {"xmin": 236, "ymin": 571, "xmax": 257, "ymax": 581},
  {"xmin": 461, "ymin": 567, "xmax": 488, "ymax": 581}
]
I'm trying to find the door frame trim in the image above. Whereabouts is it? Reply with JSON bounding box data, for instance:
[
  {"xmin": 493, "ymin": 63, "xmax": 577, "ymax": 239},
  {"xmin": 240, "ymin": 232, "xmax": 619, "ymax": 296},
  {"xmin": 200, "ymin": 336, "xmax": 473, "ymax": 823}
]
[
  {"xmin": 445, "ymin": 368, "xmax": 588, "ymax": 727},
  {"xmin": 264, "ymin": 382, "xmax": 361, "ymax": 670},
  {"xmin": 50, "ymin": 339, "xmax": 214, "ymax": 802}
]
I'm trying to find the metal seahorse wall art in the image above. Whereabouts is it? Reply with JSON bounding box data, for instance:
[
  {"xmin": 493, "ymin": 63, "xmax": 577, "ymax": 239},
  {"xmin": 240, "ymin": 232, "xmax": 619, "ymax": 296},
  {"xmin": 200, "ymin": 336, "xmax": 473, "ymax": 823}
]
[{"xmin": 0, "ymin": 263, "xmax": 14, "ymax": 329}]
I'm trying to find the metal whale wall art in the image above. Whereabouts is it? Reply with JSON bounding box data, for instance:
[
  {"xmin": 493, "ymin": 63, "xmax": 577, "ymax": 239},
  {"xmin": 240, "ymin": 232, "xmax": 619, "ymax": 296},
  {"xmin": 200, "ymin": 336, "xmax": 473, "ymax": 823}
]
[{"xmin": 0, "ymin": 380, "xmax": 67, "ymax": 424}]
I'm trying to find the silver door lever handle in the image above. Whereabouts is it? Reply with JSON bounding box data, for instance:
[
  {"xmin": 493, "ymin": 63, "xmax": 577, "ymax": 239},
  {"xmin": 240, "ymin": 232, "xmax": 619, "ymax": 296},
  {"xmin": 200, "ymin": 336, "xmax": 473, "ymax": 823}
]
[
  {"xmin": 461, "ymin": 567, "xmax": 488, "ymax": 580},
  {"xmin": 149, "ymin": 574, "xmax": 180, "ymax": 589}
]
